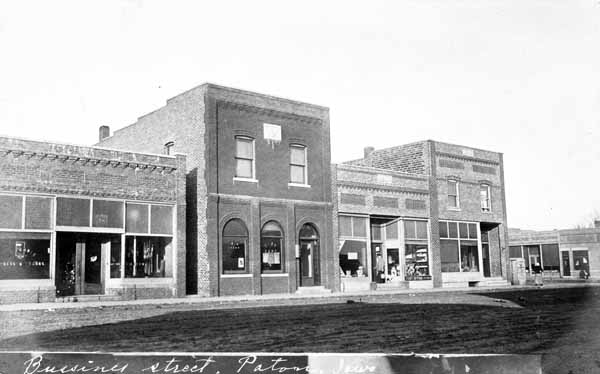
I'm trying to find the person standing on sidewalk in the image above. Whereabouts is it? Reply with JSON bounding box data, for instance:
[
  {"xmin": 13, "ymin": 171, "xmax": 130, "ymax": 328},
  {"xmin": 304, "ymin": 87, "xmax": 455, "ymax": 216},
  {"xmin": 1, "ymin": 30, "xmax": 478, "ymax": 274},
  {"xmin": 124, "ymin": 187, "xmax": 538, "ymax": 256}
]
[{"xmin": 532, "ymin": 261, "xmax": 544, "ymax": 286}]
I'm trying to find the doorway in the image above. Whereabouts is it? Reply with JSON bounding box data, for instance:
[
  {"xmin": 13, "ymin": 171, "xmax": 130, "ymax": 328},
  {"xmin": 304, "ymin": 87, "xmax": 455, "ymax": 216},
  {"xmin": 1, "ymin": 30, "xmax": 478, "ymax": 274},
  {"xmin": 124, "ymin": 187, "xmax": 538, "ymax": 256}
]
[
  {"xmin": 298, "ymin": 223, "xmax": 319, "ymax": 287},
  {"xmin": 55, "ymin": 233, "xmax": 119, "ymax": 297},
  {"xmin": 562, "ymin": 251, "xmax": 571, "ymax": 276}
]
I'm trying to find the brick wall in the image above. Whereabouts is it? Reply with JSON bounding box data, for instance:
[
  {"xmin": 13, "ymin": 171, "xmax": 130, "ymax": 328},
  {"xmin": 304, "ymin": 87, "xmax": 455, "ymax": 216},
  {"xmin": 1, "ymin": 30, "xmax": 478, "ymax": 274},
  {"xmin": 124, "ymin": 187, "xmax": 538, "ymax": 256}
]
[{"xmin": 343, "ymin": 141, "xmax": 428, "ymax": 175}]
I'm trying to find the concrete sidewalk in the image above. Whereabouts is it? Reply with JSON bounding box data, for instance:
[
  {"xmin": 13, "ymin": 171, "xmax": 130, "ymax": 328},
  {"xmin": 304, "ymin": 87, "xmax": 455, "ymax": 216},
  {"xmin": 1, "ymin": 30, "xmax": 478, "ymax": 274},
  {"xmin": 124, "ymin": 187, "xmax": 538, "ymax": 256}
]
[{"xmin": 1, "ymin": 281, "xmax": 597, "ymax": 312}]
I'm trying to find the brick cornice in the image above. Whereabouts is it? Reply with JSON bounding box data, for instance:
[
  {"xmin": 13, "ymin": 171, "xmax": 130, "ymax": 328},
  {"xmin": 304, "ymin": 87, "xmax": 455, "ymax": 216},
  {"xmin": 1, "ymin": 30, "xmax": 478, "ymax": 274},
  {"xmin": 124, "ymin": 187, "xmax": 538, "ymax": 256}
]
[
  {"xmin": 336, "ymin": 181, "xmax": 430, "ymax": 196},
  {"xmin": 216, "ymin": 99, "xmax": 323, "ymax": 125},
  {"xmin": 436, "ymin": 152, "xmax": 500, "ymax": 166}
]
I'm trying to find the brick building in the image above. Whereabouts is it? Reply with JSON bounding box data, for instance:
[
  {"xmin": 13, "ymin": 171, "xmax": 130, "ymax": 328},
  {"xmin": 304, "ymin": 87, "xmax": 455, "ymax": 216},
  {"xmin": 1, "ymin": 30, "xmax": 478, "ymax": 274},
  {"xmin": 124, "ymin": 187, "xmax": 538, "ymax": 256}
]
[
  {"xmin": 509, "ymin": 222, "xmax": 600, "ymax": 280},
  {"xmin": 97, "ymin": 83, "xmax": 335, "ymax": 296},
  {"xmin": 0, "ymin": 136, "xmax": 186, "ymax": 304},
  {"xmin": 334, "ymin": 140, "xmax": 510, "ymax": 291}
]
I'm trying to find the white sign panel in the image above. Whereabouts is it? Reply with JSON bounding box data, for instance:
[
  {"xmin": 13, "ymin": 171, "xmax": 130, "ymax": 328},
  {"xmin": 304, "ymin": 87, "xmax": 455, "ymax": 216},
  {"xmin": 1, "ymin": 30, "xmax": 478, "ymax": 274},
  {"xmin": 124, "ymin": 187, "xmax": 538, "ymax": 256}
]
[{"xmin": 263, "ymin": 123, "xmax": 281, "ymax": 141}]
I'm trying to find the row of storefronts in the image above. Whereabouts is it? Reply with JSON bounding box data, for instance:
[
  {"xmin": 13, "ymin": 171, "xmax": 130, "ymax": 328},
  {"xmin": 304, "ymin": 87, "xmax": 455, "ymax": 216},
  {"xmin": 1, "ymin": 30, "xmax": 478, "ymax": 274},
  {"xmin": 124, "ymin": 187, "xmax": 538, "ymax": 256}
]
[{"xmin": 0, "ymin": 84, "xmax": 513, "ymax": 304}]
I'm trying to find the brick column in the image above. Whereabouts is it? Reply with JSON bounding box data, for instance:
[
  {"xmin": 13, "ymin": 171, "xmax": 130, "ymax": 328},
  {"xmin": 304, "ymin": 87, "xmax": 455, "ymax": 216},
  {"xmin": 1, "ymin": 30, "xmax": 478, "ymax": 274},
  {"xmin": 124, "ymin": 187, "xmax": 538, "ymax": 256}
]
[
  {"xmin": 175, "ymin": 154, "xmax": 187, "ymax": 297},
  {"xmin": 427, "ymin": 141, "xmax": 443, "ymax": 288}
]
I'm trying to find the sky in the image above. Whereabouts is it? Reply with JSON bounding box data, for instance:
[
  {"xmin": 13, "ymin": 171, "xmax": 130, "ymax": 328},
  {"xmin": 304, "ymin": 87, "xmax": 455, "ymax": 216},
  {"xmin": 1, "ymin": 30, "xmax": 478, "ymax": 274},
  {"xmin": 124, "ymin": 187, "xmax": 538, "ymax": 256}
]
[{"xmin": 0, "ymin": 0, "xmax": 599, "ymax": 230}]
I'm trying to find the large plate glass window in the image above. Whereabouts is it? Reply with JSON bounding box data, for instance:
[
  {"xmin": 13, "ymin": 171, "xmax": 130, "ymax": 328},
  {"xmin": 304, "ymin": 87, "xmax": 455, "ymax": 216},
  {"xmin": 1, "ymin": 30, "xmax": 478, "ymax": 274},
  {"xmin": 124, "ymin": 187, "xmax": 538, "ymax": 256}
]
[
  {"xmin": 440, "ymin": 220, "xmax": 480, "ymax": 273},
  {"xmin": 339, "ymin": 215, "xmax": 368, "ymax": 277},
  {"xmin": 404, "ymin": 220, "xmax": 430, "ymax": 280}
]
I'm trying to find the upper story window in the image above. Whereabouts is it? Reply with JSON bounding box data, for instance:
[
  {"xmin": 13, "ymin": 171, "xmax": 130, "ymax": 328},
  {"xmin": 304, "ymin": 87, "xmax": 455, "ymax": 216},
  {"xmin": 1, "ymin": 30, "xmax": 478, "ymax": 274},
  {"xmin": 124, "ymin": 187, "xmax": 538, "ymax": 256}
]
[
  {"xmin": 235, "ymin": 136, "xmax": 255, "ymax": 179},
  {"xmin": 480, "ymin": 184, "xmax": 491, "ymax": 212},
  {"xmin": 290, "ymin": 144, "xmax": 307, "ymax": 184},
  {"xmin": 448, "ymin": 180, "xmax": 460, "ymax": 209},
  {"xmin": 164, "ymin": 141, "xmax": 174, "ymax": 155}
]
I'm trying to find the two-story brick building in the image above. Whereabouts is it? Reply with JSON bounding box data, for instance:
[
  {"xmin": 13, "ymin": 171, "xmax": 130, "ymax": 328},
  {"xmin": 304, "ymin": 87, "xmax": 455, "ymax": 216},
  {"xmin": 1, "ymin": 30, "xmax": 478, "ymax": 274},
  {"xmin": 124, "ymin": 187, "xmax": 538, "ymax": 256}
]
[
  {"xmin": 97, "ymin": 83, "xmax": 335, "ymax": 296},
  {"xmin": 0, "ymin": 136, "xmax": 186, "ymax": 304},
  {"xmin": 334, "ymin": 140, "xmax": 510, "ymax": 291}
]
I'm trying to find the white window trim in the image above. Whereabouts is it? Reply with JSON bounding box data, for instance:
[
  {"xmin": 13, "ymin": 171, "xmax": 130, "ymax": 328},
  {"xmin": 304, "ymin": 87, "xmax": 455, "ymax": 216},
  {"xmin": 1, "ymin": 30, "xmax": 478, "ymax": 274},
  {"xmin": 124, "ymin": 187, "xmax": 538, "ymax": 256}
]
[
  {"xmin": 448, "ymin": 179, "xmax": 460, "ymax": 210},
  {"xmin": 234, "ymin": 136, "xmax": 256, "ymax": 181},
  {"xmin": 290, "ymin": 144, "xmax": 308, "ymax": 185},
  {"xmin": 480, "ymin": 184, "xmax": 492, "ymax": 212}
]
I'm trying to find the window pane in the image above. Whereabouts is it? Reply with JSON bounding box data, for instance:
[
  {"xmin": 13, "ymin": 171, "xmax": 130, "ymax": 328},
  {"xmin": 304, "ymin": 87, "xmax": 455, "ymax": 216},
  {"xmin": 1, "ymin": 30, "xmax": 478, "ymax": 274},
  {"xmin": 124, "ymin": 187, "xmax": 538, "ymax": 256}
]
[
  {"xmin": 236, "ymin": 159, "xmax": 253, "ymax": 178},
  {"xmin": 468, "ymin": 223, "xmax": 477, "ymax": 239},
  {"xmin": 0, "ymin": 195, "xmax": 22, "ymax": 229},
  {"xmin": 92, "ymin": 200, "xmax": 124, "ymax": 228},
  {"xmin": 448, "ymin": 222, "xmax": 458, "ymax": 238},
  {"xmin": 151, "ymin": 205, "xmax": 173, "ymax": 235},
  {"xmin": 441, "ymin": 239, "xmax": 460, "ymax": 272},
  {"xmin": 57, "ymin": 197, "xmax": 90, "ymax": 227},
  {"xmin": 385, "ymin": 223, "xmax": 398, "ymax": 240},
  {"xmin": 542, "ymin": 244, "xmax": 560, "ymax": 270},
  {"xmin": 404, "ymin": 220, "xmax": 416, "ymax": 239},
  {"xmin": 439, "ymin": 221, "xmax": 448, "ymax": 238},
  {"xmin": 448, "ymin": 196, "xmax": 458, "ymax": 208},
  {"xmin": 299, "ymin": 224, "xmax": 318, "ymax": 239},
  {"xmin": 126, "ymin": 203, "xmax": 149, "ymax": 233},
  {"xmin": 416, "ymin": 221, "xmax": 428, "ymax": 239},
  {"xmin": 460, "ymin": 240, "xmax": 479, "ymax": 272},
  {"xmin": 223, "ymin": 236, "xmax": 246, "ymax": 272},
  {"xmin": 339, "ymin": 239, "xmax": 368, "ymax": 277},
  {"xmin": 339, "ymin": 216, "xmax": 352, "ymax": 237},
  {"xmin": 481, "ymin": 230, "xmax": 489, "ymax": 243},
  {"xmin": 236, "ymin": 138, "xmax": 253, "ymax": 158},
  {"xmin": 290, "ymin": 146, "xmax": 306, "ymax": 165},
  {"xmin": 110, "ymin": 236, "xmax": 122, "ymax": 278},
  {"xmin": 0, "ymin": 232, "xmax": 50, "ymax": 279},
  {"xmin": 405, "ymin": 244, "xmax": 430, "ymax": 280},
  {"xmin": 125, "ymin": 236, "xmax": 172, "ymax": 278},
  {"xmin": 261, "ymin": 237, "xmax": 283, "ymax": 272},
  {"xmin": 290, "ymin": 165, "xmax": 305, "ymax": 184},
  {"xmin": 25, "ymin": 196, "xmax": 52, "ymax": 230},
  {"xmin": 448, "ymin": 180, "xmax": 457, "ymax": 194},
  {"xmin": 509, "ymin": 246, "xmax": 522, "ymax": 258},
  {"xmin": 352, "ymin": 217, "xmax": 367, "ymax": 237},
  {"xmin": 459, "ymin": 223, "xmax": 468, "ymax": 239},
  {"xmin": 370, "ymin": 224, "xmax": 381, "ymax": 241}
]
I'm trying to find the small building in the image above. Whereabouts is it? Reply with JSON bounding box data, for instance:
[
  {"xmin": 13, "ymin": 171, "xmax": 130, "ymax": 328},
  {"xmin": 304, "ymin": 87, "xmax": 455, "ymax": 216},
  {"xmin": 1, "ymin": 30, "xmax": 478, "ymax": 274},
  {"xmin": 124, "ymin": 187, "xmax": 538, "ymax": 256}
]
[
  {"xmin": 509, "ymin": 223, "xmax": 600, "ymax": 279},
  {"xmin": 0, "ymin": 136, "xmax": 186, "ymax": 304},
  {"xmin": 334, "ymin": 140, "xmax": 510, "ymax": 291},
  {"xmin": 97, "ymin": 83, "xmax": 335, "ymax": 296}
]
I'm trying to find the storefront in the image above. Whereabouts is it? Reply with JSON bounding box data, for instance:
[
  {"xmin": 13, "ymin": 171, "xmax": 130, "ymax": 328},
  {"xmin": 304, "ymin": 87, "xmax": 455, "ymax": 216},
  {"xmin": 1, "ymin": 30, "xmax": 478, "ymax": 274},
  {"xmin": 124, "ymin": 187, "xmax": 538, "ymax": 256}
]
[{"xmin": 440, "ymin": 220, "xmax": 485, "ymax": 285}]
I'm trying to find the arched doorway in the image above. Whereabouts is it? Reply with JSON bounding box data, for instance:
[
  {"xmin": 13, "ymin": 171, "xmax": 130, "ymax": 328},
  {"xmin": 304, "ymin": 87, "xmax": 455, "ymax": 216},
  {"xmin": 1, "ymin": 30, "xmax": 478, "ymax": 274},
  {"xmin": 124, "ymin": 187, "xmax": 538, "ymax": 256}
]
[{"xmin": 298, "ymin": 223, "xmax": 320, "ymax": 286}]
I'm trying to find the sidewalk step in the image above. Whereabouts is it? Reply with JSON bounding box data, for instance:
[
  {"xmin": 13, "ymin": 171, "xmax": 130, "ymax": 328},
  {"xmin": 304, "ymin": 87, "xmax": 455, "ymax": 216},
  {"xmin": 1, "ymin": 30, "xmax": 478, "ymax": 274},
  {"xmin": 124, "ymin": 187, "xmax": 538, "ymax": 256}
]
[
  {"xmin": 295, "ymin": 286, "xmax": 331, "ymax": 295},
  {"xmin": 56, "ymin": 295, "xmax": 123, "ymax": 303}
]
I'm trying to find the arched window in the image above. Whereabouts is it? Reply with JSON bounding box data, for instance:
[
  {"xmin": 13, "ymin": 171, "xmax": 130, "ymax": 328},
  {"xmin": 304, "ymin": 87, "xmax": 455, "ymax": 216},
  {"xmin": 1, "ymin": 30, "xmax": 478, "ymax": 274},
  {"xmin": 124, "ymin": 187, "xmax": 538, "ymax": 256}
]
[
  {"xmin": 299, "ymin": 223, "xmax": 319, "ymax": 240},
  {"xmin": 222, "ymin": 219, "xmax": 248, "ymax": 273},
  {"xmin": 261, "ymin": 221, "xmax": 284, "ymax": 272}
]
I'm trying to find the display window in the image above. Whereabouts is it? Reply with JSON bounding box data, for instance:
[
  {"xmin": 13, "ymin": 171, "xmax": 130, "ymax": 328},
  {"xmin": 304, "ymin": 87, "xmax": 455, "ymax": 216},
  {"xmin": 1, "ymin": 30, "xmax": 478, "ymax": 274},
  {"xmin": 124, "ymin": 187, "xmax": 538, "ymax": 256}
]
[
  {"xmin": 405, "ymin": 244, "xmax": 430, "ymax": 280},
  {"xmin": 0, "ymin": 233, "xmax": 50, "ymax": 280},
  {"xmin": 261, "ymin": 221, "xmax": 284, "ymax": 272},
  {"xmin": 222, "ymin": 219, "xmax": 248, "ymax": 273},
  {"xmin": 339, "ymin": 239, "xmax": 368, "ymax": 277},
  {"xmin": 124, "ymin": 236, "xmax": 172, "ymax": 278},
  {"xmin": 440, "ymin": 220, "xmax": 481, "ymax": 273}
]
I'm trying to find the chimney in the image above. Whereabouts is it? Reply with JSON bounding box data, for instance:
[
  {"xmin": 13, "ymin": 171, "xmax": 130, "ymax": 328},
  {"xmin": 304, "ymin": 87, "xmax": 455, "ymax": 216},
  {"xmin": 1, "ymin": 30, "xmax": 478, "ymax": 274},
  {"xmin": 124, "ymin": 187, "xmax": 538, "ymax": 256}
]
[
  {"xmin": 98, "ymin": 126, "xmax": 110, "ymax": 142},
  {"xmin": 364, "ymin": 146, "xmax": 375, "ymax": 158},
  {"xmin": 594, "ymin": 220, "xmax": 600, "ymax": 229}
]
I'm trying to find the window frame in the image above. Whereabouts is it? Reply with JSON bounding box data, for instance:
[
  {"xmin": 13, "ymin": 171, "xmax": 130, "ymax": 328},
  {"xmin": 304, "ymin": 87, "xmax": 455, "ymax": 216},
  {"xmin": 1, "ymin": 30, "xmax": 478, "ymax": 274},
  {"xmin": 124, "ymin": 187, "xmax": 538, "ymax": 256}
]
[
  {"xmin": 260, "ymin": 221, "xmax": 285, "ymax": 273},
  {"xmin": 480, "ymin": 183, "xmax": 491, "ymax": 212},
  {"xmin": 234, "ymin": 136, "xmax": 256, "ymax": 182},
  {"xmin": 289, "ymin": 144, "xmax": 308, "ymax": 187},
  {"xmin": 439, "ymin": 220, "xmax": 482, "ymax": 274},
  {"xmin": 221, "ymin": 218, "xmax": 250, "ymax": 274},
  {"xmin": 447, "ymin": 179, "xmax": 460, "ymax": 209}
]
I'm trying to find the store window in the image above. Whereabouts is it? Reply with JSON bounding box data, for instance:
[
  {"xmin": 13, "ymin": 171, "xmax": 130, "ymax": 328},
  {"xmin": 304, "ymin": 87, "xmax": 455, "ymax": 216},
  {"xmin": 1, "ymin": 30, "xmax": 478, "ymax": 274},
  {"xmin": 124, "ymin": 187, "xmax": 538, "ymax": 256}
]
[
  {"xmin": 541, "ymin": 244, "xmax": 560, "ymax": 271},
  {"xmin": 57, "ymin": 197, "xmax": 90, "ymax": 227},
  {"xmin": 126, "ymin": 203, "xmax": 149, "ymax": 233},
  {"xmin": 0, "ymin": 232, "xmax": 51, "ymax": 280},
  {"xmin": 92, "ymin": 200, "xmax": 124, "ymax": 228},
  {"xmin": 124, "ymin": 236, "xmax": 172, "ymax": 278},
  {"xmin": 222, "ymin": 219, "xmax": 248, "ymax": 273},
  {"xmin": 480, "ymin": 184, "xmax": 491, "ymax": 212},
  {"xmin": 25, "ymin": 196, "xmax": 52, "ymax": 230},
  {"xmin": 110, "ymin": 236, "xmax": 122, "ymax": 278},
  {"xmin": 235, "ymin": 136, "xmax": 255, "ymax": 179},
  {"xmin": 405, "ymin": 244, "xmax": 430, "ymax": 280},
  {"xmin": 440, "ymin": 220, "xmax": 480, "ymax": 273},
  {"xmin": 290, "ymin": 144, "xmax": 307, "ymax": 184},
  {"xmin": 261, "ymin": 221, "xmax": 284, "ymax": 272},
  {"xmin": 339, "ymin": 215, "xmax": 367, "ymax": 238},
  {"xmin": 404, "ymin": 220, "xmax": 428, "ymax": 240},
  {"xmin": 339, "ymin": 239, "xmax": 368, "ymax": 277},
  {"xmin": 448, "ymin": 180, "xmax": 459, "ymax": 208},
  {"xmin": 509, "ymin": 245, "xmax": 523, "ymax": 259},
  {"xmin": 0, "ymin": 195, "xmax": 23, "ymax": 229}
]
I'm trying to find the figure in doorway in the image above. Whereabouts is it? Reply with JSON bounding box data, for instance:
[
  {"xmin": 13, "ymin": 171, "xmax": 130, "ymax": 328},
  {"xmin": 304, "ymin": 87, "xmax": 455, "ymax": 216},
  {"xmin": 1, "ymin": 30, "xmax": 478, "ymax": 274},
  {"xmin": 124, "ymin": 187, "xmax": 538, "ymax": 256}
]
[
  {"xmin": 376, "ymin": 253, "xmax": 385, "ymax": 283},
  {"xmin": 532, "ymin": 261, "xmax": 544, "ymax": 286}
]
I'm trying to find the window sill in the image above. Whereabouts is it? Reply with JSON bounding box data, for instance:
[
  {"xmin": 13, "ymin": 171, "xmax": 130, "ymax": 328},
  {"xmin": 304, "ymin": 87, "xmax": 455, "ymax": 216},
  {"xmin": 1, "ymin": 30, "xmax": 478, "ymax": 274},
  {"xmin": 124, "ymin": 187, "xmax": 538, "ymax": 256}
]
[
  {"xmin": 233, "ymin": 177, "xmax": 258, "ymax": 183},
  {"xmin": 288, "ymin": 182, "xmax": 311, "ymax": 188},
  {"xmin": 221, "ymin": 273, "xmax": 252, "ymax": 278},
  {"xmin": 447, "ymin": 207, "xmax": 461, "ymax": 211},
  {"xmin": 261, "ymin": 273, "xmax": 289, "ymax": 277},
  {"xmin": 481, "ymin": 209, "xmax": 492, "ymax": 213}
]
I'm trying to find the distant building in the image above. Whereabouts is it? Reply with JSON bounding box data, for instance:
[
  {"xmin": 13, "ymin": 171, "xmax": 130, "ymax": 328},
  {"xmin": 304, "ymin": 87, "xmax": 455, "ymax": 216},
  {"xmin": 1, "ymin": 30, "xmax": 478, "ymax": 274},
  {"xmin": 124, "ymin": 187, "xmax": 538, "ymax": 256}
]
[
  {"xmin": 334, "ymin": 140, "xmax": 510, "ymax": 291},
  {"xmin": 509, "ymin": 222, "xmax": 600, "ymax": 279}
]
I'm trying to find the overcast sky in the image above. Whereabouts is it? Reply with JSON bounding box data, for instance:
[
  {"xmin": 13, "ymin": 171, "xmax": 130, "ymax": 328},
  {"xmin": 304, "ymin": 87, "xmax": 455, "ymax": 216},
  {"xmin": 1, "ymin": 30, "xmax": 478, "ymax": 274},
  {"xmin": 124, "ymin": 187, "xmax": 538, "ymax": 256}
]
[{"xmin": 0, "ymin": 0, "xmax": 599, "ymax": 230}]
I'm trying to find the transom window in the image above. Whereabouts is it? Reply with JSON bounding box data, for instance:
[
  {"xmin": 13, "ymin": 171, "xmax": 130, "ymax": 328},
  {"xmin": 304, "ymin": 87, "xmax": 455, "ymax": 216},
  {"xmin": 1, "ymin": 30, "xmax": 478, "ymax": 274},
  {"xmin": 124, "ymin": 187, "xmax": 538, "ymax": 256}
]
[
  {"xmin": 235, "ymin": 137, "xmax": 255, "ymax": 179},
  {"xmin": 480, "ymin": 184, "xmax": 491, "ymax": 212},
  {"xmin": 448, "ymin": 180, "xmax": 459, "ymax": 208},
  {"xmin": 290, "ymin": 144, "xmax": 307, "ymax": 184}
]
